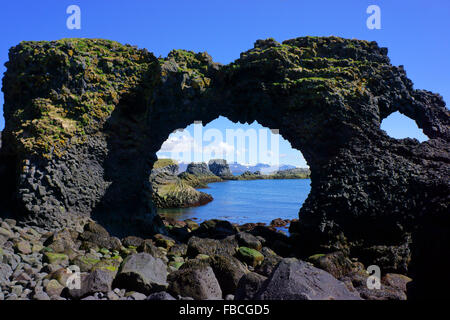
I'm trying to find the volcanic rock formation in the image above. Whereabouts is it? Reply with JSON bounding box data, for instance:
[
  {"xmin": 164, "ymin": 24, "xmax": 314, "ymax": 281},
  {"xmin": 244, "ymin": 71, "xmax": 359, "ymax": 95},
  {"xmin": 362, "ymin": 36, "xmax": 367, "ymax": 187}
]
[
  {"xmin": 0, "ymin": 36, "xmax": 448, "ymax": 298},
  {"xmin": 185, "ymin": 162, "xmax": 222, "ymax": 184},
  {"xmin": 150, "ymin": 159, "xmax": 213, "ymax": 209},
  {"xmin": 208, "ymin": 159, "xmax": 232, "ymax": 177}
]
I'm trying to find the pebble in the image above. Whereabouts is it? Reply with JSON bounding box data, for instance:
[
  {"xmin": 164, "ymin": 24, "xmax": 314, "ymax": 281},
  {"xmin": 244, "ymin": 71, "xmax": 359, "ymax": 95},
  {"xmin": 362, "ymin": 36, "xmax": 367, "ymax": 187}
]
[
  {"xmin": 106, "ymin": 291, "xmax": 119, "ymax": 300},
  {"xmin": 33, "ymin": 291, "xmax": 51, "ymax": 300},
  {"xmin": 128, "ymin": 292, "xmax": 147, "ymax": 300},
  {"xmin": 11, "ymin": 285, "xmax": 23, "ymax": 296},
  {"xmin": 6, "ymin": 293, "xmax": 18, "ymax": 300}
]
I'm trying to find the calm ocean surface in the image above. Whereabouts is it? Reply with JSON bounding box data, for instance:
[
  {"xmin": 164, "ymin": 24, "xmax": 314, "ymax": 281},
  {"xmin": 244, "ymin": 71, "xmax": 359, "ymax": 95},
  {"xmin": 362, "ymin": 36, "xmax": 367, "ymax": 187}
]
[{"xmin": 158, "ymin": 179, "xmax": 311, "ymax": 226}]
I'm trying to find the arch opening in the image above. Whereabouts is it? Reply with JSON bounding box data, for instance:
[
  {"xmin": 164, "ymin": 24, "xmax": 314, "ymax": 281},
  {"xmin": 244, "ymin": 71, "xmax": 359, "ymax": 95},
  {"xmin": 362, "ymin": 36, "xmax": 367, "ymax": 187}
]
[
  {"xmin": 381, "ymin": 111, "xmax": 429, "ymax": 142},
  {"xmin": 152, "ymin": 116, "xmax": 311, "ymax": 233}
]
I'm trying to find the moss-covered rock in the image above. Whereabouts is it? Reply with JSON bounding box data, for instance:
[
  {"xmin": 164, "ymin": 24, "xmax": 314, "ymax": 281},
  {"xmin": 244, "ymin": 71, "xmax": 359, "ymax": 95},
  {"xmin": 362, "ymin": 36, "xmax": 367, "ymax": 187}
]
[
  {"xmin": 237, "ymin": 247, "xmax": 264, "ymax": 267},
  {"xmin": 3, "ymin": 38, "xmax": 159, "ymax": 159},
  {"xmin": 184, "ymin": 219, "xmax": 199, "ymax": 231},
  {"xmin": 45, "ymin": 279, "xmax": 64, "ymax": 297},
  {"xmin": 43, "ymin": 252, "xmax": 69, "ymax": 265},
  {"xmin": 92, "ymin": 257, "xmax": 122, "ymax": 276},
  {"xmin": 153, "ymin": 158, "xmax": 177, "ymax": 169},
  {"xmin": 14, "ymin": 240, "xmax": 32, "ymax": 254},
  {"xmin": 150, "ymin": 159, "xmax": 214, "ymax": 208},
  {"xmin": 71, "ymin": 254, "xmax": 101, "ymax": 272},
  {"xmin": 307, "ymin": 251, "xmax": 354, "ymax": 279},
  {"xmin": 168, "ymin": 261, "xmax": 184, "ymax": 270}
]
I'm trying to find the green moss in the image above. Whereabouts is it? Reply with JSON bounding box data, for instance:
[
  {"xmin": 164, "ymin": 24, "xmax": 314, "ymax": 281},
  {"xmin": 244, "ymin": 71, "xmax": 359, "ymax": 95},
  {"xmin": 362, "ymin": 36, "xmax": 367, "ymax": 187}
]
[
  {"xmin": 308, "ymin": 253, "xmax": 326, "ymax": 262},
  {"xmin": 5, "ymin": 38, "xmax": 160, "ymax": 159},
  {"xmin": 169, "ymin": 261, "xmax": 184, "ymax": 270},
  {"xmin": 98, "ymin": 248, "xmax": 110, "ymax": 255},
  {"xmin": 93, "ymin": 258, "xmax": 122, "ymax": 274},
  {"xmin": 153, "ymin": 158, "xmax": 178, "ymax": 169},
  {"xmin": 237, "ymin": 246, "xmax": 264, "ymax": 267},
  {"xmin": 43, "ymin": 252, "xmax": 69, "ymax": 265},
  {"xmin": 76, "ymin": 256, "xmax": 101, "ymax": 265},
  {"xmin": 41, "ymin": 247, "xmax": 54, "ymax": 253},
  {"xmin": 120, "ymin": 246, "xmax": 137, "ymax": 257},
  {"xmin": 195, "ymin": 254, "xmax": 210, "ymax": 260}
]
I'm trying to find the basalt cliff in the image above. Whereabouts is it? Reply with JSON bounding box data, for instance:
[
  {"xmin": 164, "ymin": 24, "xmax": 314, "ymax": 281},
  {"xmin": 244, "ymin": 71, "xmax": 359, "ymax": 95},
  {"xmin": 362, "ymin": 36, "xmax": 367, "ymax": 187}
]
[{"xmin": 0, "ymin": 36, "xmax": 448, "ymax": 299}]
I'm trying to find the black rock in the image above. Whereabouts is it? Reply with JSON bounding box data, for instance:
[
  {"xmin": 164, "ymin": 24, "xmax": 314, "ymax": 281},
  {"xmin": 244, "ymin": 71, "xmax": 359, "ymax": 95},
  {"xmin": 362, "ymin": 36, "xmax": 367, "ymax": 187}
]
[
  {"xmin": 208, "ymin": 159, "xmax": 232, "ymax": 177},
  {"xmin": 255, "ymin": 258, "xmax": 361, "ymax": 300},
  {"xmin": 234, "ymin": 272, "xmax": 267, "ymax": 300},
  {"xmin": 113, "ymin": 253, "xmax": 168, "ymax": 295}
]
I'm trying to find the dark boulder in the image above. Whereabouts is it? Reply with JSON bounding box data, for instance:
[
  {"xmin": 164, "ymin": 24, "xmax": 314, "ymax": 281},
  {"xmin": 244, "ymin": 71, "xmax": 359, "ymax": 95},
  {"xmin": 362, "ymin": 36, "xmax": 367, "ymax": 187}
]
[
  {"xmin": 168, "ymin": 263, "xmax": 222, "ymax": 300},
  {"xmin": 341, "ymin": 272, "xmax": 407, "ymax": 300},
  {"xmin": 255, "ymin": 258, "xmax": 361, "ymax": 300},
  {"xmin": 307, "ymin": 252, "xmax": 354, "ymax": 279},
  {"xmin": 147, "ymin": 291, "xmax": 176, "ymax": 300},
  {"xmin": 121, "ymin": 236, "xmax": 144, "ymax": 248},
  {"xmin": 78, "ymin": 222, "xmax": 122, "ymax": 251},
  {"xmin": 66, "ymin": 269, "xmax": 114, "ymax": 299},
  {"xmin": 235, "ymin": 272, "xmax": 267, "ymax": 300},
  {"xmin": 235, "ymin": 232, "xmax": 262, "ymax": 251},
  {"xmin": 186, "ymin": 236, "xmax": 238, "ymax": 257},
  {"xmin": 113, "ymin": 253, "xmax": 168, "ymax": 294},
  {"xmin": 193, "ymin": 219, "xmax": 239, "ymax": 239},
  {"xmin": 255, "ymin": 248, "xmax": 283, "ymax": 277},
  {"xmin": 209, "ymin": 254, "xmax": 248, "ymax": 295}
]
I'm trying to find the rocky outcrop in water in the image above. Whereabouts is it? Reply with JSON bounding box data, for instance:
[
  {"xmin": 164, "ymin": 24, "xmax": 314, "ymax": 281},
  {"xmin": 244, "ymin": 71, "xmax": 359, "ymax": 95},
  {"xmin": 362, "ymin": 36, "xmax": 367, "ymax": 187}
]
[
  {"xmin": 208, "ymin": 159, "xmax": 232, "ymax": 177},
  {"xmin": 150, "ymin": 160, "xmax": 213, "ymax": 208},
  {"xmin": 272, "ymin": 168, "xmax": 310, "ymax": 178},
  {"xmin": 0, "ymin": 36, "xmax": 448, "ymax": 298},
  {"xmin": 185, "ymin": 162, "xmax": 222, "ymax": 184},
  {"xmin": 177, "ymin": 172, "xmax": 208, "ymax": 188}
]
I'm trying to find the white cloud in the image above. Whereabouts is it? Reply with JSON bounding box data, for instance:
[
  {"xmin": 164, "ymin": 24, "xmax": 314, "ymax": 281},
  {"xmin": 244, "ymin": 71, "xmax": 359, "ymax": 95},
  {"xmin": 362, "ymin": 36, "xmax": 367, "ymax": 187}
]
[
  {"xmin": 158, "ymin": 134, "xmax": 199, "ymax": 153},
  {"xmin": 203, "ymin": 141, "xmax": 235, "ymax": 156}
]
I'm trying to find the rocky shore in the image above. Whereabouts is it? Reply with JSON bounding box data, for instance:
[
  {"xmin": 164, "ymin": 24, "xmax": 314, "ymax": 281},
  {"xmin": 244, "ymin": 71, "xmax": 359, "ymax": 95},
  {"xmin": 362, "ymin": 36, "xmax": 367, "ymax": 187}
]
[{"xmin": 0, "ymin": 216, "xmax": 411, "ymax": 300}]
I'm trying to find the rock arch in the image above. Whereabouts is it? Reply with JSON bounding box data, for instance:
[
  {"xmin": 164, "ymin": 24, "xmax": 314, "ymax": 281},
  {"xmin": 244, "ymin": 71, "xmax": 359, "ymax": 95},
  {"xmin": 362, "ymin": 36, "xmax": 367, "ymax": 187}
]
[{"xmin": 0, "ymin": 36, "xmax": 448, "ymax": 298}]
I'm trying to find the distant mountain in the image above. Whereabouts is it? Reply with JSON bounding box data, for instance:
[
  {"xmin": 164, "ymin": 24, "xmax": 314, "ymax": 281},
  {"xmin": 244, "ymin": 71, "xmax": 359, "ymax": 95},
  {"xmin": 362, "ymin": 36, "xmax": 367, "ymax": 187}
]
[
  {"xmin": 177, "ymin": 161, "xmax": 301, "ymax": 175},
  {"xmin": 278, "ymin": 164, "xmax": 297, "ymax": 171},
  {"xmin": 229, "ymin": 162, "xmax": 298, "ymax": 175}
]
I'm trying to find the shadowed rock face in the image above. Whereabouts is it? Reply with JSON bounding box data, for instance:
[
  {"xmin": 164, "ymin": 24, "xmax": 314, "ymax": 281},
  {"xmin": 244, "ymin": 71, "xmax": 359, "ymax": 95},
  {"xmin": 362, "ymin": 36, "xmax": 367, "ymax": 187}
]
[
  {"xmin": 208, "ymin": 159, "xmax": 232, "ymax": 177},
  {"xmin": 0, "ymin": 36, "xmax": 448, "ymax": 298},
  {"xmin": 185, "ymin": 162, "xmax": 215, "ymax": 176}
]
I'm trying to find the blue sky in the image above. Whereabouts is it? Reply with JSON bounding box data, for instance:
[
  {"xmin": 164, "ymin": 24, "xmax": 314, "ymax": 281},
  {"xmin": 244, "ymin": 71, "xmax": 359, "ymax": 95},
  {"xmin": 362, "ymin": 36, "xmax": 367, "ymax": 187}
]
[{"xmin": 0, "ymin": 1, "xmax": 448, "ymax": 166}]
